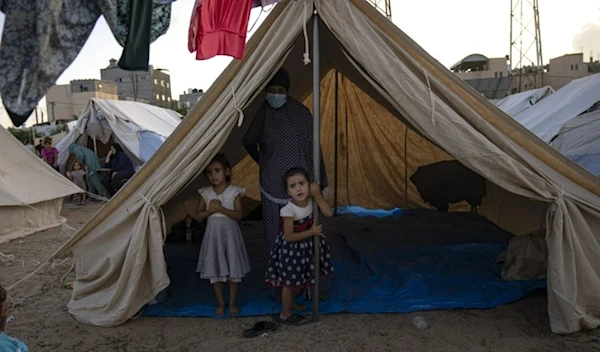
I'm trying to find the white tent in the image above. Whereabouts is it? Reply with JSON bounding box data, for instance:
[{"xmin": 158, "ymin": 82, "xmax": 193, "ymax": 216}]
[
  {"xmin": 514, "ymin": 73, "xmax": 600, "ymax": 142},
  {"xmin": 49, "ymin": 0, "xmax": 600, "ymax": 334},
  {"xmin": 493, "ymin": 86, "xmax": 554, "ymax": 116},
  {"xmin": 55, "ymin": 99, "xmax": 182, "ymax": 171},
  {"xmin": 551, "ymin": 109, "xmax": 600, "ymax": 176},
  {"xmin": 0, "ymin": 126, "xmax": 82, "ymax": 243}
]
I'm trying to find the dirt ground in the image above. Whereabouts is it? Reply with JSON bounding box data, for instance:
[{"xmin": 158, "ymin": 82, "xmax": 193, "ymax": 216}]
[{"xmin": 0, "ymin": 202, "xmax": 599, "ymax": 352}]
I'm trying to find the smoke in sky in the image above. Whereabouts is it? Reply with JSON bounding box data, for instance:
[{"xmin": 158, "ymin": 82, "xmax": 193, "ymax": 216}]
[{"xmin": 572, "ymin": 9, "xmax": 600, "ymax": 61}]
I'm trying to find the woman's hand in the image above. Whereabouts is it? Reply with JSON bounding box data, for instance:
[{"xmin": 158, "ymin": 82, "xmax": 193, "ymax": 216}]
[
  {"xmin": 309, "ymin": 182, "xmax": 322, "ymax": 197},
  {"xmin": 208, "ymin": 200, "xmax": 222, "ymax": 212}
]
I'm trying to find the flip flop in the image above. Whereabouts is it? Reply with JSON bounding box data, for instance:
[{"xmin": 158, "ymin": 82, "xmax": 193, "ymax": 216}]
[
  {"xmin": 242, "ymin": 321, "xmax": 279, "ymax": 338},
  {"xmin": 274, "ymin": 313, "xmax": 309, "ymax": 326}
]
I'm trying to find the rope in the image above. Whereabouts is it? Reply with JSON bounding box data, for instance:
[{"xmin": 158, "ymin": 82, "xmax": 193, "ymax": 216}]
[
  {"xmin": 231, "ymin": 85, "xmax": 245, "ymax": 127},
  {"xmin": 3, "ymin": 201, "xmax": 80, "ymax": 292},
  {"xmin": 6, "ymin": 262, "xmax": 49, "ymax": 291},
  {"xmin": 302, "ymin": 1, "xmax": 311, "ymax": 65},
  {"xmin": 247, "ymin": 4, "xmax": 274, "ymax": 33},
  {"xmin": 85, "ymin": 191, "xmax": 109, "ymax": 202}
]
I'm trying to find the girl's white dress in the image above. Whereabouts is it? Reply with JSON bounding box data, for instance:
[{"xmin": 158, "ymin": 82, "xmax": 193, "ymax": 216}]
[{"xmin": 196, "ymin": 185, "xmax": 251, "ymax": 283}]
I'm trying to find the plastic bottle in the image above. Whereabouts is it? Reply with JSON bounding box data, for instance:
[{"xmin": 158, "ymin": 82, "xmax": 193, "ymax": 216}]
[{"xmin": 412, "ymin": 315, "xmax": 427, "ymax": 329}]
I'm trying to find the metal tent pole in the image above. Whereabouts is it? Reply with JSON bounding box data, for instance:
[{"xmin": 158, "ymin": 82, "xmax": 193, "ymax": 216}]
[{"xmin": 311, "ymin": 11, "xmax": 321, "ymax": 323}]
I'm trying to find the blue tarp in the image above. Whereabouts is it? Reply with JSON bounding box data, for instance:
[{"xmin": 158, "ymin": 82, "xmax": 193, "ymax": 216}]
[
  {"xmin": 335, "ymin": 205, "xmax": 403, "ymax": 218},
  {"xmin": 142, "ymin": 210, "xmax": 546, "ymax": 318}
]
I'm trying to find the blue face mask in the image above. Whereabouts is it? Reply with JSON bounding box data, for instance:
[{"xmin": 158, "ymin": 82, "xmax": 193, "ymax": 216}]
[{"xmin": 266, "ymin": 93, "xmax": 287, "ymax": 109}]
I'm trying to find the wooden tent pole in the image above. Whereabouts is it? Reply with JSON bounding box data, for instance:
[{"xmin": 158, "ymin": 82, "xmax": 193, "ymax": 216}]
[{"xmin": 312, "ymin": 11, "xmax": 322, "ymax": 322}]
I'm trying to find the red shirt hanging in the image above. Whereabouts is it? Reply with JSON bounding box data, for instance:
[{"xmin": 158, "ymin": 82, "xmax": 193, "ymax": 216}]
[{"xmin": 188, "ymin": 0, "xmax": 253, "ymax": 60}]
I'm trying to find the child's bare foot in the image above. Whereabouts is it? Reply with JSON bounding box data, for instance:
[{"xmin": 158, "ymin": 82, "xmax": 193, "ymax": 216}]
[
  {"xmin": 229, "ymin": 302, "xmax": 239, "ymax": 317},
  {"xmin": 292, "ymin": 303, "xmax": 306, "ymax": 312},
  {"xmin": 215, "ymin": 303, "xmax": 225, "ymax": 316}
]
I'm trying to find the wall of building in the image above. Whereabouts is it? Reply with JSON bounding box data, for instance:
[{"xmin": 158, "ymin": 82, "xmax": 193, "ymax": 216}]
[
  {"xmin": 179, "ymin": 90, "xmax": 204, "ymax": 109},
  {"xmin": 45, "ymin": 85, "xmax": 73, "ymax": 122},
  {"xmin": 546, "ymin": 54, "xmax": 589, "ymax": 90},
  {"xmin": 151, "ymin": 70, "xmax": 173, "ymax": 108},
  {"xmin": 100, "ymin": 59, "xmax": 172, "ymax": 108},
  {"xmin": 46, "ymin": 80, "xmax": 118, "ymax": 122}
]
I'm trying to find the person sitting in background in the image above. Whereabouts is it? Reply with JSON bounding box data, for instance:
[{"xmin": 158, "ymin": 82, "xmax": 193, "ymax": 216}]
[
  {"xmin": 21, "ymin": 139, "xmax": 35, "ymax": 155},
  {"xmin": 104, "ymin": 143, "xmax": 135, "ymax": 195},
  {"xmin": 35, "ymin": 139, "xmax": 43, "ymax": 157},
  {"xmin": 40, "ymin": 137, "xmax": 59, "ymax": 172},
  {"xmin": 0, "ymin": 285, "xmax": 29, "ymax": 351},
  {"xmin": 68, "ymin": 143, "xmax": 111, "ymax": 199}
]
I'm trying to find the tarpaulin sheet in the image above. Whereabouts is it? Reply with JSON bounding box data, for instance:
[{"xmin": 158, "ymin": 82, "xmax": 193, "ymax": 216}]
[{"xmin": 142, "ymin": 211, "xmax": 546, "ymax": 318}]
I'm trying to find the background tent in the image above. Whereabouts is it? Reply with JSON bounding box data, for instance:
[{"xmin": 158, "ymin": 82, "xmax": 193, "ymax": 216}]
[
  {"xmin": 0, "ymin": 127, "xmax": 82, "ymax": 243},
  {"xmin": 51, "ymin": 0, "xmax": 600, "ymax": 334},
  {"xmin": 493, "ymin": 86, "xmax": 554, "ymax": 116},
  {"xmin": 551, "ymin": 109, "xmax": 600, "ymax": 176},
  {"xmin": 55, "ymin": 99, "xmax": 182, "ymax": 172},
  {"xmin": 513, "ymin": 73, "xmax": 600, "ymax": 142}
]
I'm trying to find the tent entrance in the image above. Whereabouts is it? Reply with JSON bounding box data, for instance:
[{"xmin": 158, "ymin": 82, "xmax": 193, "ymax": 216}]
[
  {"xmin": 150, "ymin": 15, "xmax": 550, "ymax": 317},
  {"xmin": 143, "ymin": 210, "xmax": 546, "ymax": 318}
]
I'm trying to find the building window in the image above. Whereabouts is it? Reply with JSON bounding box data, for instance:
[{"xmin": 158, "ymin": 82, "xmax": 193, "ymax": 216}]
[
  {"xmin": 139, "ymin": 76, "xmax": 145, "ymax": 80},
  {"xmin": 154, "ymin": 78, "xmax": 158, "ymax": 84},
  {"xmin": 160, "ymin": 80, "xmax": 165, "ymax": 87},
  {"xmin": 155, "ymin": 94, "xmax": 160, "ymax": 100},
  {"xmin": 162, "ymin": 94, "xmax": 166, "ymax": 101},
  {"xmin": 167, "ymin": 83, "xmax": 170, "ymax": 88},
  {"xmin": 494, "ymin": 72, "xmax": 498, "ymax": 78},
  {"xmin": 575, "ymin": 64, "xmax": 579, "ymax": 70},
  {"xmin": 571, "ymin": 65, "xmax": 574, "ymax": 70},
  {"xmin": 80, "ymin": 85, "xmax": 88, "ymax": 92},
  {"xmin": 499, "ymin": 72, "xmax": 503, "ymax": 77},
  {"xmin": 167, "ymin": 97, "xmax": 171, "ymax": 102}
]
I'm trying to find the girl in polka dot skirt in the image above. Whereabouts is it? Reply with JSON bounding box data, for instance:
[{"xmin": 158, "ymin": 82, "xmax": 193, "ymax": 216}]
[{"xmin": 265, "ymin": 167, "xmax": 334, "ymax": 325}]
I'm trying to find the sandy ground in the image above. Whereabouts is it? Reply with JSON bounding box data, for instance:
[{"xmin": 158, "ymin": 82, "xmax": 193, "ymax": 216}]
[{"xmin": 0, "ymin": 201, "xmax": 599, "ymax": 352}]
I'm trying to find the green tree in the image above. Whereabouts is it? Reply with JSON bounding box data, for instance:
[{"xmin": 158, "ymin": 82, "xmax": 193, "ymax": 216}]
[{"xmin": 174, "ymin": 107, "xmax": 188, "ymax": 118}]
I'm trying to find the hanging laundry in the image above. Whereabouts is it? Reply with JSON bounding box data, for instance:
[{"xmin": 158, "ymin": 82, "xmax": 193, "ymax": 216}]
[
  {"xmin": 188, "ymin": 0, "xmax": 253, "ymax": 60},
  {"xmin": 0, "ymin": 1, "xmax": 173, "ymax": 127},
  {"xmin": 107, "ymin": 0, "xmax": 172, "ymax": 70}
]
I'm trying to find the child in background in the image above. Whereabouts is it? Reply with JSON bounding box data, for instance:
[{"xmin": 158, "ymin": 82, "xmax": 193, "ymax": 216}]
[
  {"xmin": 265, "ymin": 167, "xmax": 334, "ymax": 326},
  {"xmin": 67, "ymin": 161, "xmax": 87, "ymax": 205},
  {"xmin": 40, "ymin": 137, "xmax": 59, "ymax": 172},
  {"xmin": 196, "ymin": 154, "xmax": 251, "ymax": 317}
]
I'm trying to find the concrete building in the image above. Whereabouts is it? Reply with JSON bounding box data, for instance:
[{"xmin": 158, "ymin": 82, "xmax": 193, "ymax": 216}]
[
  {"xmin": 452, "ymin": 52, "xmax": 599, "ymax": 98},
  {"xmin": 450, "ymin": 54, "xmax": 509, "ymax": 80},
  {"xmin": 546, "ymin": 54, "xmax": 591, "ymax": 90},
  {"xmin": 45, "ymin": 79, "xmax": 118, "ymax": 122},
  {"xmin": 179, "ymin": 89, "xmax": 205, "ymax": 110},
  {"xmin": 100, "ymin": 59, "xmax": 173, "ymax": 109}
]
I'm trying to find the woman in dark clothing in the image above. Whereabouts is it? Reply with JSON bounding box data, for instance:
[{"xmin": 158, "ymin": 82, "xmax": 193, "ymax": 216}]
[{"xmin": 103, "ymin": 143, "xmax": 135, "ymax": 195}]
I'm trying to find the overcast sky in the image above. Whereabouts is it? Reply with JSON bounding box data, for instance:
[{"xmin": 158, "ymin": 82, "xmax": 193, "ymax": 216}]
[{"xmin": 0, "ymin": 0, "xmax": 598, "ymax": 127}]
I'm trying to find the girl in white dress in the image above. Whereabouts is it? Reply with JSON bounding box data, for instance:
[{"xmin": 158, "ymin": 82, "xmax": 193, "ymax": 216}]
[{"xmin": 196, "ymin": 154, "xmax": 251, "ymax": 317}]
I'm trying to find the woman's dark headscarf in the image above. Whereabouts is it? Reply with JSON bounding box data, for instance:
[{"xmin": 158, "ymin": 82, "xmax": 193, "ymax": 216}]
[{"xmin": 267, "ymin": 69, "xmax": 290, "ymax": 92}]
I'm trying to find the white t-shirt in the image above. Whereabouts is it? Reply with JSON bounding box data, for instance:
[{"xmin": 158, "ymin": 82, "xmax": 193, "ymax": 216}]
[
  {"xmin": 198, "ymin": 185, "xmax": 245, "ymax": 218},
  {"xmin": 280, "ymin": 201, "xmax": 313, "ymax": 221}
]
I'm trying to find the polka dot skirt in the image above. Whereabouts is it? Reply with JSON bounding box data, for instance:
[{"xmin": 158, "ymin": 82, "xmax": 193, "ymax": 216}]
[{"xmin": 265, "ymin": 214, "xmax": 334, "ymax": 288}]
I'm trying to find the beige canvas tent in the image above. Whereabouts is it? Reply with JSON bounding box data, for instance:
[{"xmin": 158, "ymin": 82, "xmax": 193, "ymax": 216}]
[
  {"xmin": 51, "ymin": 0, "xmax": 600, "ymax": 333},
  {"xmin": 0, "ymin": 126, "xmax": 82, "ymax": 243}
]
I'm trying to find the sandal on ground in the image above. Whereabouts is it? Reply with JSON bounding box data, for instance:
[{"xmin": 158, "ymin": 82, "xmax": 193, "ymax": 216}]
[
  {"xmin": 242, "ymin": 321, "xmax": 279, "ymax": 338},
  {"xmin": 274, "ymin": 313, "xmax": 308, "ymax": 326}
]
